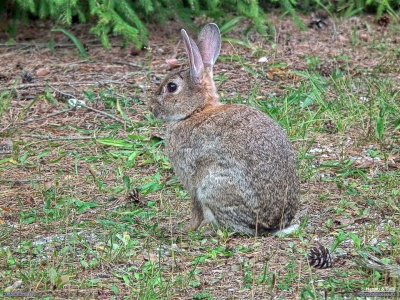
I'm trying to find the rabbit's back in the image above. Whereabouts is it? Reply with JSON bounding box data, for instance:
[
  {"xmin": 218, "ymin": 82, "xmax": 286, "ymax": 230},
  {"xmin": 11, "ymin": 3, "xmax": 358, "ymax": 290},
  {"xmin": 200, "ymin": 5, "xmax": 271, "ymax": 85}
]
[{"xmin": 166, "ymin": 104, "xmax": 299, "ymax": 234}]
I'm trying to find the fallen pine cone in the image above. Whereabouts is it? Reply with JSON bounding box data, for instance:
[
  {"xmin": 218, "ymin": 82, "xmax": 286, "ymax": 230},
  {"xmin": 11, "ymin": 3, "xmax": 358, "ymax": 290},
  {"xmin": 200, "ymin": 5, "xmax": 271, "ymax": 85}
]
[
  {"xmin": 308, "ymin": 11, "xmax": 329, "ymax": 30},
  {"xmin": 377, "ymin": 15, "xmax": 390, "ymax": 27},
  {"xmin": 127, "ymin": 188, "xmax": 140, "ymax": 203},
  {"xmin": 21, "ymin": 71, "xmax": 35, "ymax": 83},
  {"xmin": 308, "ymin": 243, "xmax": 333, "ymax": 269}
]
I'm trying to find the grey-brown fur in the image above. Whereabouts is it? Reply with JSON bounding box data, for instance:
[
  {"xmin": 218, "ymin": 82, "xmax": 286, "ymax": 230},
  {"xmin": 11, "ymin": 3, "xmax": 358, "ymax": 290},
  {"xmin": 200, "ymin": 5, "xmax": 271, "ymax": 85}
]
[{"xmin": 149, "ymin": 24, "xmax": 299, "ymax": 235}]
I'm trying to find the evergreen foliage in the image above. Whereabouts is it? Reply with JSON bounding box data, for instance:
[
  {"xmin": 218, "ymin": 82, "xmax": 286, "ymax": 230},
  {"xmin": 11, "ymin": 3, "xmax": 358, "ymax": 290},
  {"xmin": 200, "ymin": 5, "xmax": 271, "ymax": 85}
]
[{"xmin": 0, "ymin": 0, "xmax": 399, "ymax": 48}]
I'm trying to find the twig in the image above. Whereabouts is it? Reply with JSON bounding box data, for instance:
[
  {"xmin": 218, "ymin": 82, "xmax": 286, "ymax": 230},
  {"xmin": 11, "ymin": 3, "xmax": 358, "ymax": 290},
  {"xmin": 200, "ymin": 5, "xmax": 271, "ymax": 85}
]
[
  {"xmin": 172, "ymin": 40, "xmax": 181, "ymax": 58},
  {"xmin": 356, "ymin": 252, "xmax": 400, "ymax": 278},
  {"xmin": 330, "ymin": 17, "xmax": 339, "ymax": 41},
  {"xmin": 86, "ymin": 105, "xmax": 126, "ymax": 126},
  {"xmin": 20, "ymin": 134, "xmax": 101, "ymax": 141},
  {"xmin": 111, "ymin": 61, "xmax": 144, "ymax": 69},
  {"xmin": 0, "ymin": 179, "xmax": 46, "ymax": 184},
  {"xmin": 0, "ymin": 124, "xmax": 12, "ymax": 134},
  {"xmin": 17, "ymin": 108, "xmax": 76, "ymax": 126},
  {"xmin": 49, "ymin": 85, "xmax": 126, "ymax": 125},
  {"xmin": 0, "ymin": 40, "xmax": 100, "ymax": 48},
  {"xmin": 0, "ymin": 80, "xmax": 126, "ymax": 93},
  {"xmin": 0, "ymin": 107, "xmax": 76, "ymax": 134},
  {"xmin": 83, "ymin": 104, "xmax": 126, "ymax": 125}
]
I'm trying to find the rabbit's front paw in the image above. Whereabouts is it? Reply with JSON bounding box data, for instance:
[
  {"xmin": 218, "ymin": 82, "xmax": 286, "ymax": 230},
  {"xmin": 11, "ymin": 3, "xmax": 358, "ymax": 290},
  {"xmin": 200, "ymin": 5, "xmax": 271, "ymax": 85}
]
[
  {"xmin": 186, "ymin": 216, "xmax": 203, "ymax": 232},
  {"xmin": 186, "ymin": 199, "xmax": 205, "ymax": 231}
]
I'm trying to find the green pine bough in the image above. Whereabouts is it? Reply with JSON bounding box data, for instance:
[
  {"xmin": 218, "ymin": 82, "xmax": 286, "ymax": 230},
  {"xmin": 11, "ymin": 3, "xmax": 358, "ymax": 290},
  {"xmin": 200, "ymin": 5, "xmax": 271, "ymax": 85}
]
[{"xmin": 0, "ymin": 0, "xmax": 399, "ymax": 49}]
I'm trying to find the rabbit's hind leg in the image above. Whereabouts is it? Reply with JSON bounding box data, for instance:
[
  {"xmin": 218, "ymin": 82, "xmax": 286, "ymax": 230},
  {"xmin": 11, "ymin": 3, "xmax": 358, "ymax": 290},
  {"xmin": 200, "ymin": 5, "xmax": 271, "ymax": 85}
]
[{"xmin": 198, "ymin": 181, "xmax": 257, "ymax": 235}]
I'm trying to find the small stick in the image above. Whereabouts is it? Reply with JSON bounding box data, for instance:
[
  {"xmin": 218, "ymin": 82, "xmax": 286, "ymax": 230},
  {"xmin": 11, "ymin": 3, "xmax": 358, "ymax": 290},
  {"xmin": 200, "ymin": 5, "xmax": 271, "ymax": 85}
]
[
  {"xmin": 87, "ymin": 165, "xmax": 98, "ymax": 181},
  {"xmin": 172, "ymin": 40, "xmax": 181, "ymax": 58},
  {"xmin": 20, "ymin": 134, "xmax": 100, "ymax": 141},
  {"xmin": 0, "ymin": 179, "xmax": 46, "ymax": 184},
  {"xmin": 0, "ymin": 124, "xmax": 12, "ymax": 134},
  {"xmin": 83, "ymin": 104, "xmax": 126, "ymax": 125},
  {"xmin": 111, "ymin": 61, "xmax": 144, "ymax": 69},
  {"xmin": 17, "ymin": 108, "xmax": 76, "ymax": 125},
  {"xmin": 49, "ymin": 85, "xmax": 126, "ymax": 125},
  {"xmin": 0, "ymin": 40, "xmax": 99, "ymax": 48},
  {"xmin": 356, "ymin": 252, "xmax": 400, "ymax": 278},
  {"xmin": 0, "ymin": 80, "xmax": 126, "ymax": 93}
]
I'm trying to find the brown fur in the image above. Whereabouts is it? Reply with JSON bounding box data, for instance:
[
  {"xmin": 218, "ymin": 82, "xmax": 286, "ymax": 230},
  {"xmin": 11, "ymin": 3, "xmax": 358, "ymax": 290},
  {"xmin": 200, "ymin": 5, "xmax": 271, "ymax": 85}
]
[{"xmin": 201, "ymin": 69, "xmax": 219, "ymax": 105}]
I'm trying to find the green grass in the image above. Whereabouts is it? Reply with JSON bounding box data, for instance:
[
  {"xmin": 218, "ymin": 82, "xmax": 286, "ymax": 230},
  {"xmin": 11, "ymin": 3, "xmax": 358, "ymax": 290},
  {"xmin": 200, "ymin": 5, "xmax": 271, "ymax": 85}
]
[{"xmin": 1, "ymin": 17, "xmax": 400, "ymax": 300}]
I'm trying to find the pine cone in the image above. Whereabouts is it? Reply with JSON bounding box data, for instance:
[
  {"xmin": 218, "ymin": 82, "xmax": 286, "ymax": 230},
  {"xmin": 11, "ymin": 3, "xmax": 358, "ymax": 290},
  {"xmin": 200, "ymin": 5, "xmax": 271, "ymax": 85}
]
[
  {"xmin": 377, "ymin": 15, "xmax": 390, "ymax": 27},
  {"xmin": 317, "ymin": 63, "xmax": 334, "ymax": 77},
  {"xmin": 323, "ymin": 120, "xmax": 338, "ymax": 134},
  {"xmin": 308, "ymin": 11, "xmax": 329, "ymax": 30},
  {"xmin": 308, "ymin": 243, "xmax": 333, "ymax": 269},
  {"xmin": 21, "ymin": 71, "xmax": 35, "ymax": 83},
  {"xmin": 127, "ymin": 188, "xmax": 140, "ymax": 203}
]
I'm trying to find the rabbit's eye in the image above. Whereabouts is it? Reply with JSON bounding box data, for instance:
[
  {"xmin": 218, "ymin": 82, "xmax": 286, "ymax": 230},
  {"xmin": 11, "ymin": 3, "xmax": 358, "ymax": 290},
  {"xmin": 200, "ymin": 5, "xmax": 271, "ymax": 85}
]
[{"xmin": 167, "ymin": 82, "xmax": 178, "ymax": 93}]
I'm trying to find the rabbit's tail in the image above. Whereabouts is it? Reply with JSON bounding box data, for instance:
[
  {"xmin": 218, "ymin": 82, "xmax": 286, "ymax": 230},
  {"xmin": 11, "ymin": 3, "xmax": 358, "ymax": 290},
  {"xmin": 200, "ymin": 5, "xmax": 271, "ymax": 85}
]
[
  {"xmin": 273, "ymin": 223, "xmax": 300, "ymax": 237},
  {"xmin": 252, "ymin": 221, "xmax": 299, "ymax": 236}
]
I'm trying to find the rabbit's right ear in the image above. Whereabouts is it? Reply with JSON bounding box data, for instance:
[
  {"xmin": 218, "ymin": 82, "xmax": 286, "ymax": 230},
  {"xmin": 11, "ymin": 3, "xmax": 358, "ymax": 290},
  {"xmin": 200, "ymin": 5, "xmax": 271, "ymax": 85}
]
[
  {"xmin": 197, "ymin": 23, "xmax": 221, "ymax": 69},
  {"xmin": 181, "ymin": 29, "xmax": 204, "ymax": 84}
]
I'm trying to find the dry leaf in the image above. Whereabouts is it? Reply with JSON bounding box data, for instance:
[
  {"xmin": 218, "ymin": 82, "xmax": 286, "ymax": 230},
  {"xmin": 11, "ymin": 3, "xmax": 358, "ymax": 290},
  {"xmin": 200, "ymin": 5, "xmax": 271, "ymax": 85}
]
[
  {"xmin": 144, "ymin": 252, "xmax": 159, "ymax": 263},
  {"xmin": 359, "ymin": 32, "xmax": 369, "ymax": 42},
  {"xmin": 267, "ymin": 67, "xmax": 300, "ymax": 82},
  {"xmin": 36, "ymin": 68, "xmax": 50, "ymax": 77},
  {"xmin": 166, "ymin": 58, "xmax": 180, "ymax": 70}
]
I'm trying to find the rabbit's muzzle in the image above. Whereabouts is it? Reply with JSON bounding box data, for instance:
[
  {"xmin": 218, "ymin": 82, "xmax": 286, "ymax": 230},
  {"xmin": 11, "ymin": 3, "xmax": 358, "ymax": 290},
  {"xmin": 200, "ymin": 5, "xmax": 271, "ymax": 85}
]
[
  {"xmin": 150, "ymin": 106, "xmax": 161, "ymax": 119},
  {"xmin": 148, "ymin": 98, "xmax": 161, "ymax": 118},
  {"xmin": 149, "ymin": 99, "xmax": 170, "ymax": 121}
]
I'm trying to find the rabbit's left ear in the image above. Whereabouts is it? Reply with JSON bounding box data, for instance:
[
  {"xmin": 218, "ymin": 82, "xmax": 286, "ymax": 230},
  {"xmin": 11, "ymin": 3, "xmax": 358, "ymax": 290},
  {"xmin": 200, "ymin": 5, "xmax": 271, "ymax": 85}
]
[
  {"xmin": 181, "ymin": 29, "xmax": 204, "ymax": 84},
  {"xmin": 197, "ymin": 23, "xmax": 221, "ymax": 69}
]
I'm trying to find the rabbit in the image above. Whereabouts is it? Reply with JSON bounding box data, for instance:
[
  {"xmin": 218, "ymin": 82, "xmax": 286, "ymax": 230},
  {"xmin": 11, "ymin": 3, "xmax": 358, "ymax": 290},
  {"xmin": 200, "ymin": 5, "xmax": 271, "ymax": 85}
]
[{"xmin": 149, "ymin": 23, "xmax": 300, "ymax": 236}]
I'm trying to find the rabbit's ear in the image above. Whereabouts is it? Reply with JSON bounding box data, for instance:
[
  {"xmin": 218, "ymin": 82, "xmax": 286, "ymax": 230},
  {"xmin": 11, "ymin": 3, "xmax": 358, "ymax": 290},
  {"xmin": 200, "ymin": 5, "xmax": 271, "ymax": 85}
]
[
  {"xmin": 197, "ymin": 23, "xmax": 221, "ymax": 69},
  {"xmin": 181, "ymin": 29, "xmax": 204, "ymax": 84}
]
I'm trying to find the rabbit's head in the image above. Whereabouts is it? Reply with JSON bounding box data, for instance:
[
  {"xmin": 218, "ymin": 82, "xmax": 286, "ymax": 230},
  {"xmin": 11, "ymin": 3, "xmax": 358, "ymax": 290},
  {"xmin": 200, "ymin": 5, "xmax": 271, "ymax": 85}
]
[{"xmin": 150, "ymin": 24, "xmax": 221, "ymax": 122}]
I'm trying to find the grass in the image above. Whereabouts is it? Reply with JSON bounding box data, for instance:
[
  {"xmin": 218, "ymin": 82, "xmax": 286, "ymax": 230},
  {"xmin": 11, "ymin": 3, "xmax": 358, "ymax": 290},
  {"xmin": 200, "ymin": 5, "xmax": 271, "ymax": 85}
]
[{"xmin": 1, "ymin": 16, "xmax": 400, "ymax": 299}]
